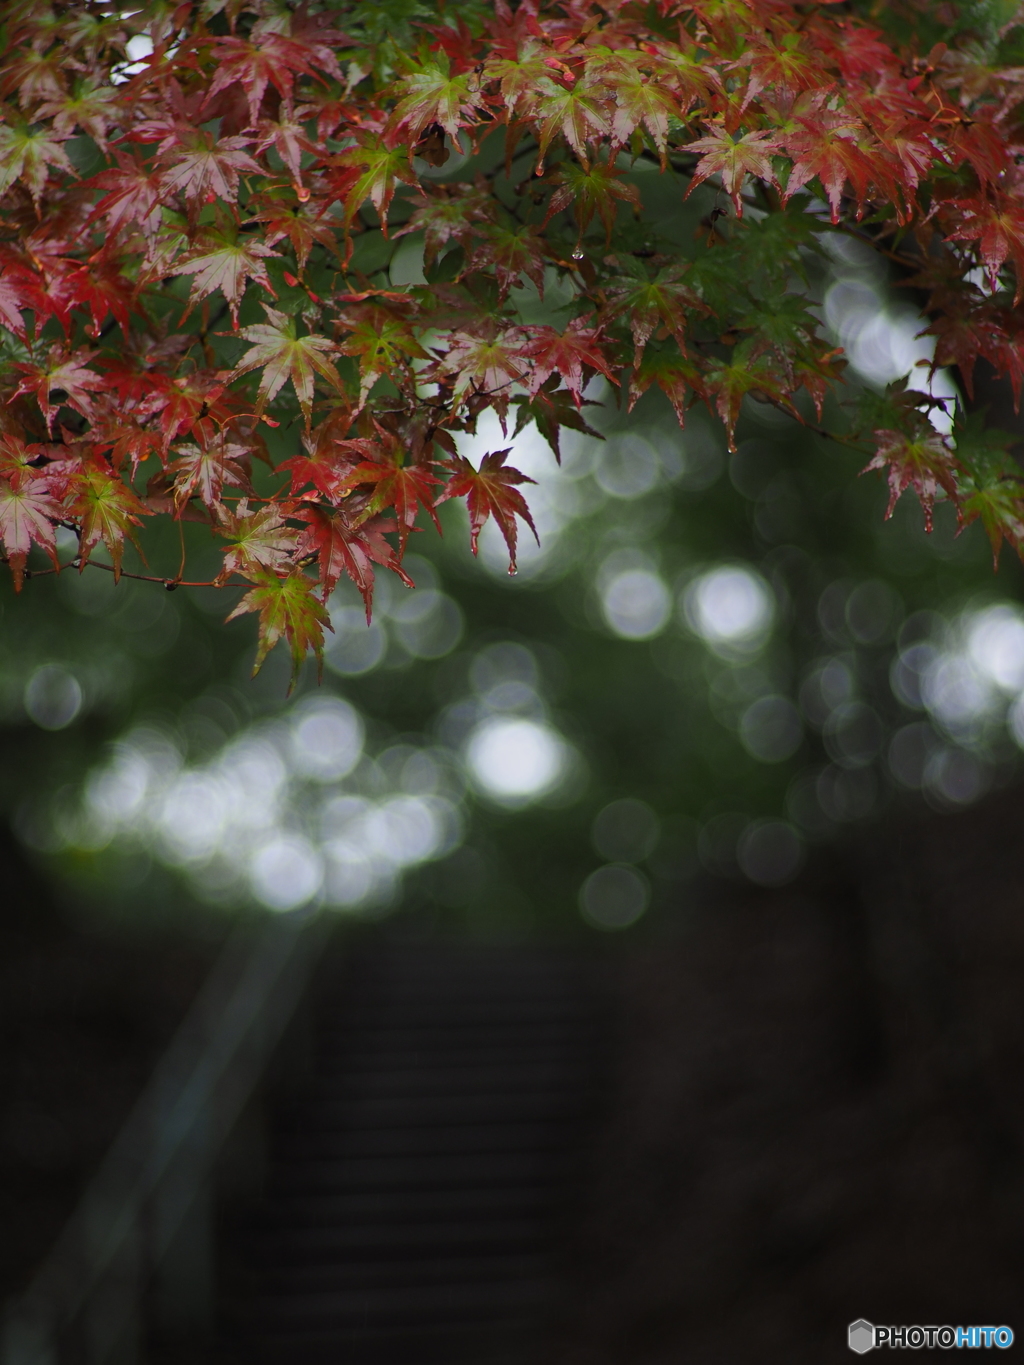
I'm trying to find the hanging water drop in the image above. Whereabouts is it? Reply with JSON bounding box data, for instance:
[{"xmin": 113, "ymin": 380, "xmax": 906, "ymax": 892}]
[{"xmin": 572, "ymin": 248, "xmax": 584, "ymax": 261}]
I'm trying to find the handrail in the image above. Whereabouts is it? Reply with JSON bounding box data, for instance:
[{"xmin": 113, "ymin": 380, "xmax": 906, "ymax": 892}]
[{"xmin": 2, "ymin": 907, "xmax": 333, "ymax": 1365}]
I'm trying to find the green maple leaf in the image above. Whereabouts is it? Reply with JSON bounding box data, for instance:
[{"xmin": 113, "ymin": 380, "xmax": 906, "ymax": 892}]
[
  {"xmin": 702, "ymin": 348, "xmax": 798, "ymax": 450},
  {"xmin": 959, "ymin": 469, "xmax": 1024, "ymax": 567},
  {"xmin": 230, "ymin": 306, "xmax": 344, "ymax": 427},
  {"xmin": 217, "ymin": 500, "xmax": 297, "ymax": 579},
  {"xmin": 936, "ymin": 411, "xmax": 1019, "ymax": 563},
  {"xmin": 227, "ymin": 567, "xmax": 331, "ymax": 690},
  {"xmin": 332, "ymin": 139, "xmax": 419, "ymax": 234},
  {"xmin": 172, "ymin": 227, "xmax": 278, "ymax": 329},
  {"xmin": 532, "ymin": 78, "xmax": 610, "ymax": 167},
  {"xmin": 68, "ymin": 461, "xmax": 152, "ymax": 580},
  {"xmin": 386, "ymin": 52, "xmax": 484, "ymax": 143},
  {"xmin": 603, "ymin": 259, "xmax": 707, "ymax": 367},
  {"xmin": 544, "ymin": 159, "xmax": 641, "ymax": 244},
  {"xmin": 627, "ymin": 348, "xmax": 704, "ymax": 425},
  {"xmin": 336, "ymin": 302, "xmax": 429, "ymax": 404},
  {"xmin": 0, "ymin": 120, "xmax": 75, "ymax": 207}
]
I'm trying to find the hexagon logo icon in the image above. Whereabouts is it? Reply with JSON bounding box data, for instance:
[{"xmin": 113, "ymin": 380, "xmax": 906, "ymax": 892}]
[{"xmin": 848, "ymin": 1320, "xmax": 875, "ymax": 1354}]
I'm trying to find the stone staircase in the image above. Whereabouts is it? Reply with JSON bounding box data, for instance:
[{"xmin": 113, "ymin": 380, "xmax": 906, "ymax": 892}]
[{"xmin": 216, "ymin": 943, "xmax": 606, "ymax": 1365}]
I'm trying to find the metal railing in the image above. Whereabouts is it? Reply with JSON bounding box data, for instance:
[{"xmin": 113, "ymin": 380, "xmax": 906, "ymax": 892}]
[{"xmin": 2, "ymin": 908, "xmax": 332, "ymax": 1365}]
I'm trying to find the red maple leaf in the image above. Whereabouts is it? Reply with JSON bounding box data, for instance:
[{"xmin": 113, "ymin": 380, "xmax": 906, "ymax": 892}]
[
  {"xmin": 336, "ymin": 428, "xmax": 443, "ymax": 549},
  {"xmin": 11, "ymin": 347, "xmax": 106, "ymax": 431},
  {"xmin": 945, "ymin": 196, "xmax": 1024, "ymax": 303},
  {"xmin": 684, "ymin": 124, "xmax": 780, "ymax": 216},
  {"xmin": 0, "ymin": 470, "xmax": 62, "ymax": 590},
  {"xmin": 203, "ymin": 33, "xmax": 332, "ymax": 129},
  {"xmin": 294, "ymin": 502, "xmax": 411, "ymax": 610},
  {"xmin": 437, "ymin": 448, "xmax": 538, "ymax": 573},
  {"xmin": 781, "ymin": 111, "xmax": 880, "ymax": 223},
  {"xmin": 86, "ymin": 153, "xmax": 166, "ymax": 235},
  {"xmin": 521, "ymin": 318, "xmax": 619, "ymax": 405}
]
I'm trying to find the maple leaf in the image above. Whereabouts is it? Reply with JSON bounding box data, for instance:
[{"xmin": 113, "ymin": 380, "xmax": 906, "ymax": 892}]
[
  {"xmin": 953, "ymin": 415, "xmax": 1024, "ymax": 566},
  {"xmin": 587, "ymin": 51, "xmax": 681, "ymax": 160},
  {"xmin": 167, "ymin": 434, "xmax": 252, "ymax": 512},
  {"xmin": 217, "ymin": 500, "xmax": 297, "ymax": 579},
  {"xmin": 68, "ymin": 460, "xmax": 152, "ymax": 580},
  {"xmin": 925, "ymin": 307, "xmax": 1003, "ymax": 401},
  {"xmin": 945, "ymin": 197, "xmax": 1024, "ymax": 304},
  {"xmin": 544, "ymin": 158, "xmax": 641, "ymax": 243},
  {"xmin": 0, "ymin": 269, "xmax": 29, "ymax": 339},
  {"xmin": 731, "ymin": 35, "xmax": 832, "ymax": 107},
  {"xmin": 602, "ymin": 259, "xmax": 706, "ymax": 367},
  {"xmin": 247, "ymin": 193, "xmax": 344, "ymax": 270},
  {"xmin": 386, "ymin": 53, "xmax": 485, "ymax": 144},
  {"xmin": 157, "ymin": 372, "xmax": 231, "ymax": 453},
  {"xmin": 0, "ymin": 45, "xmax": 67, "ymax": 107},
  {"xmin": 293, "ymin": 502, "xmax": 411, "ymax": 610},
  {"xmin": 393, "ymin": 184, "xmax": 493, "ymax": 264},
  {"xmin": 171, "ymin": 226, "xmax": 278, "ymax": 328},
  {"xmin": 230, "ymin": 306, "xmax": 343, "ymax": 426},
  {"xmin": 437, "ymin": 448, "xmax": 538, "ymax": 573},
  {"xmin": 862, "ymin": 429, "xmax": 961, "ymax": 532},
  {"xmin": 87, "ymin": 153, "xmax": 165, "ymax": 235},
  {"xmin": 336, "ymin": 429, "xmax": 443, "ymax": 549},
  {"xmin": 627, "ymin": 348, "xmax": 704, "ymax": 424},
  {"xmin": 0, "ymin": 470, "xmax": 62, "ymax": 590},
  {"xmin": 439, "ymin": 328, "xmax": 526, "ymax": 412},
  {"xmin": 485, "ymin": 45, "xmax": 557, "ymax": 118},
  {"xmin": 684, "ymin": 124, "xmax": 779, "ymax": 217},
  {"xmin": 336, "ymin": 301, "xmax": 429, "ymax": 405},
  {"xmin": 278, "ymin": 419, "xmax": 361, "ymax": 499},
  {"xmin": 11, "ymin": 347, "xmax": 106, "ymax": 431},
  {"xmin": 531, "ymin": 76, "xmax": 611, "ymax": 168},
  {"xmin": 959, "ymin": 471, "xmax": 1024, "ymax": 568},
  {"xmin": 0, "ymin": 120, "xmax": 75, "ymax": 208},
  {"xmin": 462, "ymin": 223, "xmax": 549, "ymax": 300},
  {"xmin": 702, "ymin": 350, "xmax": 799, "ymax": 451},
  {"xmin": 521, "ymin": 318, "xmax": 619, "ymax": 405},
  {"xmin": 512, "ymin": 376, "xmax": 604, "ymax": 460},
  {"xmin": 204, "ymin": 34, "xmax": 328, "ymax": 129},
  {"xmin": 781, "ymin": 112, "xmax": 882, "ymax": 224},
  {"xmin": 63, "ymin": 255, "xmax": 138, "ymax": 339},
  {"xmin": 227, "ymin": 567, "xmax": 331, "ymax": 690},
  {"xmin": 157, "ymin": 132, "xmax": 262, "ymax": 210},
  {"xmin": 35, "ymin": 77, "xmax": 121, "ymax": 150},
  {"xmin": 329, "ymin": 138, "xmax": 419, "ymax": 234}
]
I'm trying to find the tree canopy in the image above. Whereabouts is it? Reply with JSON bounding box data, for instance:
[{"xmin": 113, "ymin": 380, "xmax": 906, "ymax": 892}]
[{"xmin": 3, "ymin": 0, "xmax": 1024, "ymax": 685}]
